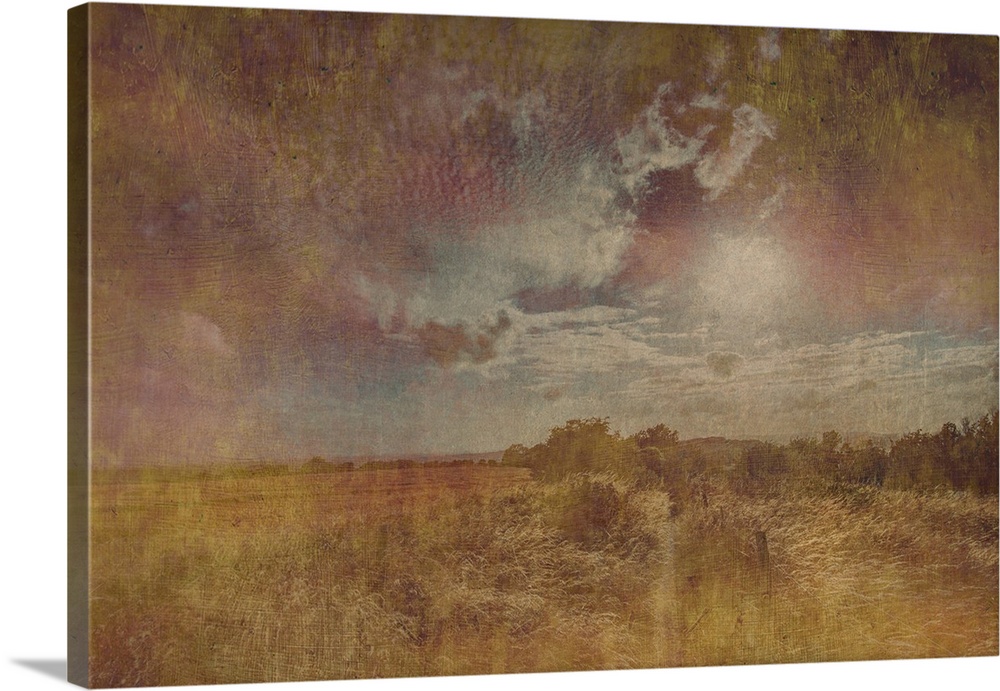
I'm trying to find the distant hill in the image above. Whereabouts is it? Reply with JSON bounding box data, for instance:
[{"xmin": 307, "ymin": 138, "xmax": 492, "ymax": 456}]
[{"xmin": 326, "ymin": 450, "xmax": 506, "ymax": 466}]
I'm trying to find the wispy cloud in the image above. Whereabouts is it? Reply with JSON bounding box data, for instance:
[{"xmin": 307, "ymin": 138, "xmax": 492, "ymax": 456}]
[
  {"xmin": 758, "ymin": 29, "xmax": 782, "ymax": 62},
  {"xmin": 502, "ymin": 315, "xmax": 997, "ymax": 440},
  {"xmin": 694, "ymin": 104, "xmax": 776, "ymax": 199},
  {"xmin": 616, "ymin": 83, "xmax": 707, "ymax": 197}
]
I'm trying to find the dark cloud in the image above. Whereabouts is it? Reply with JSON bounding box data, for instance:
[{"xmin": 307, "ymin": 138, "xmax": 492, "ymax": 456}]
[
  {"xmin": 542, "ymin": 387, "xmax": 564, "ymax": 401},
  {"xmin": 706, "ymin": 351, "xmax": 745, "ymax": 378},
  {"xmin": 415, "ymin": 311, "xmax": 513, "ymax": 367},
  {"xmin": 514, "ymin": 283, "xmax": 629, "ymax": 314}
]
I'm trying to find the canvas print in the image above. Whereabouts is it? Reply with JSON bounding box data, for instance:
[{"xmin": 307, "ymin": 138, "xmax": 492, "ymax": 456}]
[{"xmin": 68, "ymin": 2, "xmax": 999, "ymax": 688}]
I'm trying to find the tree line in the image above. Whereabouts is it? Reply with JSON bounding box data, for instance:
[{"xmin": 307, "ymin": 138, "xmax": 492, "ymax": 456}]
[
  {"xmin": 502, "ymin": 412, "xmax": 999, "ymax": 495},
  {"xmin": 299, "ymin": 456, "xmax": 501, "ymax": 473}
]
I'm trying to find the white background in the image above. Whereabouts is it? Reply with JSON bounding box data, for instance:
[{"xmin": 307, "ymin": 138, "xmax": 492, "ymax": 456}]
[{"xmin": 1, "ymin": 1, "xmax": 997, "ymax": 690}]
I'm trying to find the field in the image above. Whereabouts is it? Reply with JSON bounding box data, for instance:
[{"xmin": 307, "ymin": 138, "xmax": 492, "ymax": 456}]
[{"xmin": 88, "ymin": 459, "xmax": 998, "ymax": 687}]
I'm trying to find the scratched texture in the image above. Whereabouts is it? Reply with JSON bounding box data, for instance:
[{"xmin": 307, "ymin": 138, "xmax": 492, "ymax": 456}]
[{"xmin": 79, "ymin": 3, "xmax": 998, "ymax": 687}]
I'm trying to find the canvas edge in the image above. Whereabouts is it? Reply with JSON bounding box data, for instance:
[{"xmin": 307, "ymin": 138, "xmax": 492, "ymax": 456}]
[
  {"xmin": 68, "ymin": 3, "xmax": 91, "ymax": 688},
  {"xmin": 56, "ymin": 5, "xmax": 1000, "ymax": 689}
]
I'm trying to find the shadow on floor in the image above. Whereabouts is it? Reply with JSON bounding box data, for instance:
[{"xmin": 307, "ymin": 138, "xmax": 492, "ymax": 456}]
[{"xmin": 11, "ymin": 659, "xmax": 67, "ymax": 682}]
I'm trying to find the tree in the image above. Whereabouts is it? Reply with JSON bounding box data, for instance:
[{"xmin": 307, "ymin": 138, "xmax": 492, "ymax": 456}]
[
  {"xmin": 541, "ymin": 418, "xmax": 619, "ymax": 478},
  {"xmin": 501, "ymin": 443, "xmax": 531, "ymax": 468},
  {"xmin": 889, "ymin": 430, "xmax": 941, "ymax": 489},
  {"xmin": 633, "ymin": 424, "xmax": 679, "ymax": 450},
  {"xmin": 839, "ymin": 442, "xmax": 888, "ymax": 487},
  {"xmin": 743, "ymin": 441, "xmax": 788, "ymax": 481},
  {"xmin": 969, "ymin": 411, "xmax": 998, "ymax": 494},
  {"xmin": 506, "ymin": 418, "xmax": 639, "ymax": 480}
]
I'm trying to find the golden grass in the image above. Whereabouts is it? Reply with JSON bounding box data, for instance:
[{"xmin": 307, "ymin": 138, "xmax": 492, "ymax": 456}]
[
  {"xmin": 88, "ymin": 465, "xmax": 998, "ymax": 687},
  {"xmin": 668, "ymin": 482, "xmax": 998, "ymax": 665}
]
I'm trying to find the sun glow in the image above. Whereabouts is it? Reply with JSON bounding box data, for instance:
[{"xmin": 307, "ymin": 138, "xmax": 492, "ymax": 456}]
[{"xmin": 697, "ymin": 232, "xmax": 801, "ymax": 332}]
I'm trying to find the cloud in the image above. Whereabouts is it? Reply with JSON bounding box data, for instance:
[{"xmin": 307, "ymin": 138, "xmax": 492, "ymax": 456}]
[
  {"xmin": 691, "ymin": 92, "xmax": 726, "ymax": 110},
  {"xmin": 521, "ymin": 305, "xmax": 637, "ymax": 330},
  {"xmin": 614, "ymin": 87, "xmax": 778, "ymax": 206},
  {"xmin": 401, "ymin": 211, "xmax": 634, "ymax": 328},
  {"xmin": 758, "ymin": 29, "xmax": 782, "ymax": 62},
  {"xmin": 521, "ymin": 322, "xmax": 997, "ymax": 441},
  {"xmin": 358, "ymin": 86, "xmax": 784, "ymax": 372},
  {"xmin": 178, "ymin": 311, "xmax": 234, "ymax": 357},
  {"xmin": 758, "ymin": 182, "xmax": 788, "ymax": 220},
  {"xmin": 706, "ymin": 351, "xmax": 745, "ymax": 377},
  {"xmin": 695, "ymin": 104, "xmax": 776, "ymax": 199},
  {"xmin": 353, "ymin": 273, "xmax": 404, "ymax": 332},
  {"xmin": 518, "ymin": 324, "xmax": 670, "ymax": 380},
  {"xmin": 370, "ymin": 116, "xmax": 640, "ymax": 354},
  {"xmin": 615, "ymin": 83, "xmax": 707, "ymax": 197},
  {"xmin": 720, "ymin": 332, "xmax": 998, "ymax": 435},
  {"xmin": 415, "ymin": 310, "xmax": 513, "ymax": 367},
  {"xmin": 511, "ymin": 313, "xmax": 705, "ymax": 406}
]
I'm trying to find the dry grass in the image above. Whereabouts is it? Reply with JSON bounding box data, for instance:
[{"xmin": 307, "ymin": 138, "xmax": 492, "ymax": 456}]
[
  {"xmin": 88, "ymin": 465, "xmax": 998, "ymax": 687},
  {"xmin": 666, "ymin": 482, "xmax": 998, "ymax": 665}
]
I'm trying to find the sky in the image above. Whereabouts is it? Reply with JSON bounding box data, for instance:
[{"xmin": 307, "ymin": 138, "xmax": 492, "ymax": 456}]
[{"xmin": 86, "ymin": 3, "xmax": 999, "ymax": 463}]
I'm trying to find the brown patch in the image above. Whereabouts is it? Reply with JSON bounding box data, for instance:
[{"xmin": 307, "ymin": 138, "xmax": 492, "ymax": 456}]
[
  {"xmin": 415, "ymin": 311, "xmax": 512, "ymax": 367},
  {"xmin": 706, "ymin": 351, "xmax": 744, "ymax": 378}
]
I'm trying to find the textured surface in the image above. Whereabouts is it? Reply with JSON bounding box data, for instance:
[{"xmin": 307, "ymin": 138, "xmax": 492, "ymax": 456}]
[
  {"xmin": 87, "ymin": 462, "xmax": 998, "ymax": 686},
  {"xmin": 75, "ymin": 4, "xmax": 999, "ymax": 687},
  {"xmin": 85, "ymin": 5, "xmax": 997, "ymax": 462}
]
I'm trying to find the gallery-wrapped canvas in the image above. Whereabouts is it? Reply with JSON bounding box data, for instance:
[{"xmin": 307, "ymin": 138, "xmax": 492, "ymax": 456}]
[{"xmin": 68, "ymin": 2, "xmax": 999, "ymax": 688}]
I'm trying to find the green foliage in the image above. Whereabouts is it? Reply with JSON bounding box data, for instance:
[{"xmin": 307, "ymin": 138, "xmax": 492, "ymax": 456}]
[
  {"xmin": 820, "ymin": 430, "xmax": 843, "ymax": 455},
  {"xmin": 502, "ymin": 418, "xmax": 639, "ymax": 480},
  {"xmin": 742, "ymin": 441, "xmax": 789, "ymax": 481},
  {"xmin": 786, "ymin": 436, "xmax": 821, "ymax": 475},
  {"xmin": 886, "ymin": 430, "xmax": 941, "ymax": 489},
  {"xmin": 727, "ymin": 412, "xmax": 998, "ymax": 495},
  {"xmin": 633, "ymin": 423, "xmax": 679, "ymax": 450},
  {"xmin": 501, "ymin": 443, "xmax": 532, "ymax": 468},
  {"xmin": 886, "ymin": 412, "xmax": 998, "ymax": 494},
  {"xmin": 840, "ymin": 442, "xmax": 888, "ymax": 487},
  {"xmin": 503, "ymin": 412, "xmax": 998, "ymax": 495}
]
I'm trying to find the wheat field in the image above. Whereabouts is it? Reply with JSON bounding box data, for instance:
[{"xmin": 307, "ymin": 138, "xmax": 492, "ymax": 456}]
[{"xmin": 87, "ymin": 462, "xmax": 998, "ymax": 687}]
